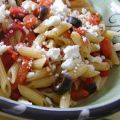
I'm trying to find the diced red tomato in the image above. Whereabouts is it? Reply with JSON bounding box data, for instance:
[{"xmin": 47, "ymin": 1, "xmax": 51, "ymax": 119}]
[
  {"xmin": 100, "ymin": 70, "xmax": 109, "ymax": 77},
  {"xmin": 88, "ymin": 14, "xmax": 101, "ymax": 25},
  {"xmin": 37, "ymin": 0, "xmax": 53, "ymax": 7},
  {"xmin": 100, "ymin": 38, "xmax": 112, "ymax": 58},
  {"xmin": 74, "ymin": 28, "xmax": 86, "ymax": 36},
  {"xmin": 11, "ymin": 89, "xmax": 21, "ymax": 100},
  {"xmin": 4, "ymin": 22, "xmax": 25, "ymax": 45},
  {"xmin": 1, "ymin": 48, "xmax": 18, "ymax": 71},
  {"xmin": 24, "ymin": 32, "xmax": 36, "ymax": 46},
  {"xmin": 11, "ymin": 58, "xmax": 31, "ymax": 90},
  {"xmin": 23, "ymin": 15, "xmax": 38, "ymax": 29},
  {"xmin": 85, "ymin": 77, "xmax": 94, "ymax": 85},
  {"xmin": 71, "ymin": 88, "xmax": 89, "ymax": 101},
  {"xmin": 33, "ymin": 7, "xmax": 40, "ymax": 16},
  {"xmin": 10, "ymin": 6, "xmax": 28, "ymax": 18},
  {"xmin": 63, "ymin": 31, "xmax": 71, "ymax": 38}
]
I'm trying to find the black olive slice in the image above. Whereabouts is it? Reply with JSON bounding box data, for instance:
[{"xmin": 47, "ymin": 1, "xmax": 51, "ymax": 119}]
[
  {"xmin": 39, "ymin": 5, "xmax": 49, "ymax": 21},
  {"xmin": 66, "ymin": 16, "xmax": 82, "ymax": 28},
  {"xmin": 53, "ymin": 74, "xmax": 72, "ymax": 95},
  {"xmin": 85, "ymin": 83, "xmax": 97, "ymax": 94}
]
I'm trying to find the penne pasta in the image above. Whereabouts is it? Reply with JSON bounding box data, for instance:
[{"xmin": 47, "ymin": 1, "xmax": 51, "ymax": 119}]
[
  {"xmin": 71, "ymin": 31, "xmax": 82, "ymax": 45},
  {"xmin": 85, "ymin": 33, "xmax": 103, "ymax": 43},
  {"xmin": 16, "ymin": 46, "xmax": 44, "ymax": 58},
  {"xmin": 60, "ymin": 92, "xmax": 71, "ymax": 108},
  {"xmin": 32, "ymin": 57, "xmax": 47, "ymax": 70},
  {"xmin": 92, "ymin": 62, "xmax": 110, "ymax": 71},
  {"xmin": 8, "ymin": 62, "xmax": 20, "ymax": 84},
  {"xmin": 18, "ymin": 85, "xmax": 44, "ymax": 106},
  {"xmin": 0, "ymin": 58, "xmax": 11, "ymax": 98},
  {"xmin": 28, "ymin": 76, "xmax": 55, "ymax": 88},
  {"xmin": 44, "ymin": 22, "xmax": 72, "ymax": 38},
  {"xmin": 110, "ymin": 46, "xmax": 120, "ymax": 65},
  {"xmin": 68, "ymin": 65, "xmax": 88, "ymax": 79},
  {"xmin": 32, "ymin": 34, "xmax": 46, "ymax": 47},
  {"xmin": 104, "ymin": 30, "xmax": 119, "ymax": 40},
  {"xmin": 27, "ymin": 67, "xmax": 51, "ymax": 81}
]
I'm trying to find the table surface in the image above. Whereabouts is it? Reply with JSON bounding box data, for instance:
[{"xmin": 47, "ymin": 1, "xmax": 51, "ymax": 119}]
[{"xmin": 0, "ymin": 111, "xmax": 120, "ymax": 120}]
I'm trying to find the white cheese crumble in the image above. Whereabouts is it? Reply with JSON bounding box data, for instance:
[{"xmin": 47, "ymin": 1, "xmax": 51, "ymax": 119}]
[
  {"xmin": 88, "ymin": 55, "xmax": 103, "ymax": 63},
  {"xmin": 44, "ymin": 16, "xmax": 61, "ymax": 27},
  {"xmin": 21, "ymin": 0, "xmax": 37, "ymax": 13},
  {"xmin": 27, "ymin": 72, "xmax": 35, "ymax": 79},
  {"xmin": 0, "ymin": 42, "xmax": 10, "ymax": 55},
  {"xmin": 46, "ymin": 48, "xmax": 60, "ymax": 61},
  {"xmin": 61, "ymin": 58, "xmax": 81, "ymax": 70},
  {"xmin": 63, "ymin": 45, "xmax": 81, "ymax": 60},
  {"xmin": 51, "ymin": 0, "xmax": 70, "ymax": 18},
  {"xmin": 0, "ymin": 4, "xmax": 10, "ymax": 22},
  {"xmin": 62, "ymin": 45, "xmax": 82, "ymax": 70},
  {"xmin": 8, "ymin": 0, "xmax": 17, "ymax": 6},
  {"xmin": 113, "ymin": 43, "xmax": 120, "ymax": 51}
]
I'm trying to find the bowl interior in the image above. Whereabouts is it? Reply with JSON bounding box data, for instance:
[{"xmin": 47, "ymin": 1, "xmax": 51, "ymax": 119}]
[{"xmin": 75, "ymin": 0, "xmax": 120, "ymax": 108}]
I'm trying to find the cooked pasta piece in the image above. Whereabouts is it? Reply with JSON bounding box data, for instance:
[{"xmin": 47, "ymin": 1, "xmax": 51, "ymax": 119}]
[
  {"xmin": 110, "ymin": 45, "xmax": 120, "ymax": 65},
  {"xmin": 16, "ymin": 46, "xmax": 44, "ymax": 58},
  {"xmin": 8, "ymin": 62, "xmax": 20, "ymax": 84},
  {"xmin": 71, "ymin": 31, "xmax": 82, "ymax": 45},
  {"xmin": 42, "ymin": 92, "xmax": 60, "ymax": 104},
  {"xmin": 68, "ymin": 65, "xmax": 88, "ymax": 79},
  {"xmin": 32, "ymin": 34, "xmax": 46, "ymax": 47},
  {"xmin": 60, "ymin": 92, "xmax": 71, "ymax": 108},
  {"xmin": 32, "ymin": 57, "xmax": 47, "ymax": 70},
  {"xmin": 18, "ymin": 85, "xmax": 44, "ymax": 106},
  {"xmin": 94, "ymin": 75, "xmax": 108, "ymax": 90},
  {"xmin": 27, "ymin": 67, "xmax": 52, "ymax": 81},
  {"xmin": 44, "ymin": 22, "xmax": 72, "ymax": 38},
  {"xmin": 0, "ymin": 58, "xmax": 11, "ymax": 98},
  {"xmin": 28, "ymin": 76, "xmax": 55, "ymax": 88},
  {"xmin": 92, "ymin": 62, "xmax": 110, "ymax": 71},
  {"xmin": 85, "ymin": 33, "xmax": 103, "ymax": 43},
  {"xmin": 104, "ymin": 30, "xmax": 119, "ymax": 40}
]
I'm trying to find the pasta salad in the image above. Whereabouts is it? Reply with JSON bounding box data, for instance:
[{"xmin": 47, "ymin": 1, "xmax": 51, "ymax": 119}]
[{"xmin": 0, "ymin": 0, "xmax": 120, "ymax": 108}]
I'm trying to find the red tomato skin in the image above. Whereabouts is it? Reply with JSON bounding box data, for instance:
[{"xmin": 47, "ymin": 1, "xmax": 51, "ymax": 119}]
[
  {"xmin": 11, "ymin": 58, "xmax": 30, "ymax": 90},
  {"xmin": 10, "ymin": 6, "xmax": 28, "ymax": 18},
  {"xmin": 71, "ymin": 89, "xmax": 89, "ymax": 101},
  {"xmin": 4, "ymin": 22, "xmax": 25, "ymax": 45},
  {"xmin": 1, "ymin": 48, "xmax": 18, "ymax": 71},
  {"xmin": 23, "ymin": 15, "xmax": 38, "ymax": 29},
  {"xmin": 100, "ymin": 70, "xmax": 109, "ymax": 77},
  {"xmin": 100, "ymin": 38, "xmax": 112, "ymax": 58}
]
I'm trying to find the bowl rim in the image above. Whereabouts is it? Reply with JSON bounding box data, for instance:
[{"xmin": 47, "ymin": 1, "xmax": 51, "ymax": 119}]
[{"xmin": 0, "ymin": 96, "xmax": 120, "ymax": 119}]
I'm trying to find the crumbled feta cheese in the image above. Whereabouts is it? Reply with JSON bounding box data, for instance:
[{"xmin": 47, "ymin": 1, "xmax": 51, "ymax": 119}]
[
  {"xmin": 61, "ymin": 58, "xmax": 75, "ymax": 70},
  {"xmin": 0, "ymin": 42, "xmax": 10, "ymax": 55},
  {"xmin": 27, "ymin": 72, "xmax": 35, "ymax": 79},
  {"xmin": 51, "ymin": 0, "xmax": 70, "ymax": 18},
  {"xmin": 61, "ymin": 58, "xmax": 81, "ymax": 70},
  {"xmin": 89, "ymin": 55, "xmax": 102, "ymax": 63},
  {"xmin": 0, "ymin": 4, "xmax": 10, "ymax": 22},
  {"xmin": 8, "ymin": 0, "xmax": 17, "ymax": 6},
  {"xmin": 87, "ymin": 64, "xmax": 95, "ymax": 71},
  {"xmin": 18, "ymin": 99, "xmax": 32, "ymax": 105},
  {"xmin": 81, "ymin": 8, "xmax": 88, "ymax": 14},
  {"xmin": 47, "ymin": 48, "xmax": 60, "ymax": 61},
  {"xmin": 44, "ymin": 16, "xmax": 61, "ymax": 27},
  {"xmin": 21, "ymin": 0, "xmax": 37, "ymax": 13},
  {"xmin": 63, "ymin": 45, "xmax": 81, "ymax": 60},
  {"xmin": 113, "ymin": 43, "xmax": 120, "ymax": 51}
]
